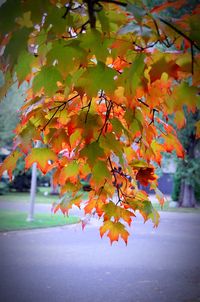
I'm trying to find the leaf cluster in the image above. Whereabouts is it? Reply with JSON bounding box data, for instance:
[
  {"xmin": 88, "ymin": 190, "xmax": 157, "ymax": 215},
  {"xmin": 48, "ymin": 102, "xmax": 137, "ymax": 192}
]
[{"xmin": 0, "ymin": 0, "xmax": 200, "ymax": 243}]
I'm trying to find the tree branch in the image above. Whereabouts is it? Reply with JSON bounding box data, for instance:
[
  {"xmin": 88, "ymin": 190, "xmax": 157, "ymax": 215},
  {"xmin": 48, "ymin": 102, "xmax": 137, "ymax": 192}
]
[
  {"xmin": 62, "ymin": 1, "xmax": 72, "ymax": 19},
  {"xmin": 108, "ymin": 157, "xmax": 121, "ymax": 204},
  {"xmin": 159, "ymin": 17, "xmax": 200, "ymax": 51},
  {"xmin": 86, "ymin": 0, "xmax": 96, "ymax": 29},
  {"xmin": 98, "ymin": 0, "xmax": 127, "ymax": 7}
]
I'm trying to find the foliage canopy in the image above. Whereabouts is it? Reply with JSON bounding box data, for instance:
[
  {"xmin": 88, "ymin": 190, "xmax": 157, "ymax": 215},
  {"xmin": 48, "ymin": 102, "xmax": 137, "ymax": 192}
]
[{"xmin": 0, "ymin": 0, "xmax": 200, "ymax": 243}]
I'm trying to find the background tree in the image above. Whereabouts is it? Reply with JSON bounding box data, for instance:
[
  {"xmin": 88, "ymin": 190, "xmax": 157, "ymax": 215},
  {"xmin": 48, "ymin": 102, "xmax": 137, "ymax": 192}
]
[
  {"xmin": 0, "ymin": 76, "xmax": 25, "ymax": 148},
  {"xmin": 0, "ymin": 0, "xmax": 200, "ymax": 243},
  {"xmin": 172, "ymin": 110, "xmax": 200, "ymax": 207}
]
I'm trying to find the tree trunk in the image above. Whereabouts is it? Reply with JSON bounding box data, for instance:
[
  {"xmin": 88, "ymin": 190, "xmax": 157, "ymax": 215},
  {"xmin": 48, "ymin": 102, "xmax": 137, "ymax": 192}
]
[
  {"xmin": 50, "ymin": 175, "xmax": 59, "ymax": 195},
  {"xmin": 179, "ymin": 181, "xmax": 196, "ymax": 207}
]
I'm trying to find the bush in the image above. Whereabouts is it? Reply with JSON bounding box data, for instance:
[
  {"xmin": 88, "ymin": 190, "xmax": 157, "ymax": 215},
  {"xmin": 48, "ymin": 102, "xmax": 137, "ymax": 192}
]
[
  {"xmin": 0, "ymin": 180, "xmax": 9, "ymax": 195},
  {"xmin": 171, "ymin": 175, "xmax": 181, "ymax": 201},
  {"xmin": 9, "ymin": 172, "xmax": 31, "ymax": 192}
]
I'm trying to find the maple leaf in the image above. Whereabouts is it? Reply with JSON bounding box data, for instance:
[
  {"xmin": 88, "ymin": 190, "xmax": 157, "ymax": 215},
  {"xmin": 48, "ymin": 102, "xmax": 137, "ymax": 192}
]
[
  {"xmin": 92, "ymin": 161, "xmax": 111, "ymax": 187},
  {"xmin": 103, "ymin": 201, "xmax": 135, "ymax": 226},
  {"xmin": 33, "ymin": 66, "xmax": 62, "ymax": 96},
  {"xmin": 25, "ymin": 148, "xmax": 57, "ymax": 174},
  {"xmin": 77, "ymin": 62, "xmax": 117, "ymax": 97},
  {"xmin": 15, "ymin": 51, "xmax": 35, "ymax": 84},
  {"xmin": 16, "ymin": 11, "xmax": 33, "ymax": 28},
  {"xmin": 136, "ymin": 167, "xmax": 157, "ymax": 187},
  {"xmin": 59, "ymin": 161, "xmax": 79, "ymax": 185},
  {"xmin": 0, "ymin": 150, "xmax": 22, "ymax": 180},
  {"xmin": 100, "ymin": 220, "xmax": 129, "ymax": 245},
  {"xmin": 80, "ymin": 142, "xmax": 105, "ymax": 166},
  {"xmin": 53, "ymin": 194, "xmax": 83, "ymax": 215},
  {"xmin": 84, "ymin": 198, "xmax": 97, "ymax": 214}
]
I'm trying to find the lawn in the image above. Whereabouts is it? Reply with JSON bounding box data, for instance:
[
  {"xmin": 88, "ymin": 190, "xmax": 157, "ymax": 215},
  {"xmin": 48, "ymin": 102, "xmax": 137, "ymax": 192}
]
[
  {"xmin": 153, "ymin": 201, "xmax": 200, "ymax": 213},
  {"xmin": 0, "ymin": 210, "xmax": 80, "ymax": 231},
  {"xmin": 0, "ymin": 187, "xmax": 88, "ymax": 204}
]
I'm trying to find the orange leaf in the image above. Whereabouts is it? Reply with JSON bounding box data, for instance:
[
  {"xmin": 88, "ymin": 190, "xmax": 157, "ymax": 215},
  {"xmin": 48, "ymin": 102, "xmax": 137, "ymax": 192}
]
[
  {"xmin": 100, "ymin": 220, "xmax": 129, "ymax": 245},
  {"xmin": 0, "ymin": 150, "xmax": 22, "ymax": 180},
  {"xmin": 84, "ymin": 199, "xmax": 97, "ymax": 214}
]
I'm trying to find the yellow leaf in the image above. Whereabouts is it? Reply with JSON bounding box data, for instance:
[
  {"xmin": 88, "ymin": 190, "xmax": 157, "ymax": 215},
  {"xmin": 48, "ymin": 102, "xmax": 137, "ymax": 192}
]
[{"xmin": 16, "ymin": 11, "xmax": 33, "ymax": 28}]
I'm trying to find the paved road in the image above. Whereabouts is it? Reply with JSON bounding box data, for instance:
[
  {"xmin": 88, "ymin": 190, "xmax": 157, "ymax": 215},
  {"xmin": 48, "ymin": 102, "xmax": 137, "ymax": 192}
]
[{"xmin": 0, "ymin": 211, "xmax": 200, "ymax": 302}]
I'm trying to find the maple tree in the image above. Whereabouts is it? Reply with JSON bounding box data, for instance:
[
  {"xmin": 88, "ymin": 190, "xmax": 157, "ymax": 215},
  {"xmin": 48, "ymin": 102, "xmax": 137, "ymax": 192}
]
[{"xmin": 0, "ymin": 0, "xmax": 200, "ymax": 244}]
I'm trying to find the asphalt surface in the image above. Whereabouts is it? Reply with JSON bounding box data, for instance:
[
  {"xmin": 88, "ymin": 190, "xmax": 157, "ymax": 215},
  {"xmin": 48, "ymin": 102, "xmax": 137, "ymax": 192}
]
[{"xmin": 0, "ymin": 211, "xmax": 200, "ymax": 302}]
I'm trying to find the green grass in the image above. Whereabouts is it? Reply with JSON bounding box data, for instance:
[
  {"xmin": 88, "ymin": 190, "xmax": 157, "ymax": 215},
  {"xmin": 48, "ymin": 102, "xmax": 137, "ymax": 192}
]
[
  {"xmin": 0, "ymin": 188, "xmax": 89, "ymax": 204},
  {"xmin": 153, "ymin": 201, "xmax": 200, "ymax": 213},
  {"xmin": 0, "ymin": 210, "xmax": 80, "ymax": 231}
]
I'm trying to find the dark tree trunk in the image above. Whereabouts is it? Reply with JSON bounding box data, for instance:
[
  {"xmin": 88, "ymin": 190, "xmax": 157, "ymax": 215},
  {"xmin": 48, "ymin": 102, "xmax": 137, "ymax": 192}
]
[
  {"xmin": 178, "ymin": 116, "xmax": 198, "ymax": 207},
  {"xmin": 179, "ymin": 181, "xmax": 196, "ymax": 207}
]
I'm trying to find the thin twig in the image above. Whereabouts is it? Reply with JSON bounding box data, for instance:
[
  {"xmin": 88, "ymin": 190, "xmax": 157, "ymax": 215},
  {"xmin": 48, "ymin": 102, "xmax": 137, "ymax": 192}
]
[
  {"xmin": 42, "ymin": 94, "xmax": 79, "ymax": 130},
  {"xmin": 137, "ymin": 98, "xmax": 149, "ymax": 108},
  {"xmin": 42, "ymin": 105, "xmax": 64, "ymax": 131},
  {"xmin": 85, "ymin": 100, "xmax": 92, "ymax": 123},
  {"xmin": 149, "ymin": 108, "xmax": 159, "ymax": 125},
  {"xmin": 96, "ymin": 101, "xmax": 112, "ymax": 141}
]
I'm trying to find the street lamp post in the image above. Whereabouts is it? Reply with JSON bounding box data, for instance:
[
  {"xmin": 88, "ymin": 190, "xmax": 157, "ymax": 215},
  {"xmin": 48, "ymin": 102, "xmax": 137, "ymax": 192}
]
[{"xmin": 26, "ymin": 162, "xmax": 37, "ymax": 222}]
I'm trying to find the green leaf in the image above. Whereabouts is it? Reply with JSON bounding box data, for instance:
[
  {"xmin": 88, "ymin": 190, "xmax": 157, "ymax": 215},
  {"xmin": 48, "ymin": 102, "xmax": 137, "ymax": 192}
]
[
  {"xmin": 122, "ymin": 54, "xmax": 146, "ymax": 96},
  {"xmin": 0, "ymin": 0, "xmax": 22, "ymax": 34},
  {"xmin": 100, "ymin": 132, "xmax": 123, "ymax": 156},
  {"xmin": 46, "ymin": 5, "xmax": 67, "ymax": 34},
  {"xmin": 47, "ymin": 40, "xmax": 86, "ymax": 76},
  {"xmin": 92, "ymin": 161, "xmax": 110, "ymax": 186},
  {"xmin": 22, "ymin": 0, "xmax": 50, "ymax": 24},
  {"xmin": 171, "ymin": 82, "xmax": 200, "ymax": 111},
  {"xmin": 16, "ymin": 11, "xmax": 33, "ymax": 28},
  {"xmin": 80, "ymin": 29, "xmax": 110, "ymax": 62},
  {"xmin": 80, "ymin": 141, "xmax": 105, "ymax": 166},
  {"xmin": 77, "ymin": 62, "xmax": 117, "ymax": 97},
  {"xmin": 130, "ymin": 160, "xmax": 148, "ymax": 168},
  {"xmin": 97, "ymin": 9, "xmax": 110, "ymax": 34},
  {"xmin": 25, "ymin": 148, "xmax": 57, "ymax": 174},
  {"xmin": 139, "ymin": 200, "xmax": 160, "ymax": 226},
  {"xmin": 15, "ymin": 50, "xmax": 35, "ymax": 83},
  {"xmin": 103, "ymin": 201, "xmax": 134, "ymax": 225},
  {"xmin": 33, "ymin": 66, "xmax": 62, "ymax": 96},
  {"xmin": 4, "ymin": 28, "xmax": 31, "ymax": 68},
  {"xmin": 0, "ymin": 72, "xmax": 13, "ymax": 100},
  {"xmin": 59, "ymin": 162, "xmax": 79, "ymax": 185},
  {"xmin": 18, "ymin": 121, "xmax": 40, "ymax": 152}
]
